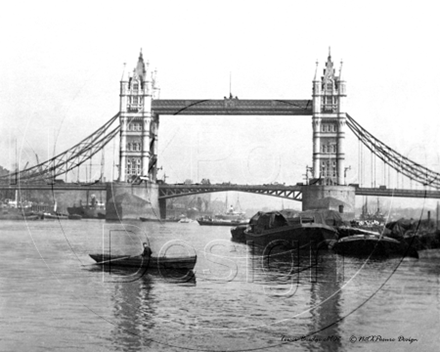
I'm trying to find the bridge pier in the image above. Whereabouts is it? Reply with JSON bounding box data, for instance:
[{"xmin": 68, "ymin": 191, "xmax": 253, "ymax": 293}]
[
  {"xmin": 105, "ymin": 182, "xmax": 160, "ymax": 220},
  {"xmin": 302, "ymin": 185, "xmax": 355, "ymax": 221},
  {"xmin": 159, "ymin": 198, "xmax": 166, "ymax": 219}
]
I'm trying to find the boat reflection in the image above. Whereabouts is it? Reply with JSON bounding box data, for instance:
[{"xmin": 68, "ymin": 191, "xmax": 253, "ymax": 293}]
[
  {"xmin": 88, "ymin": 264, "xmax": 197, "ymax": 285},
  {"xmin": 101, "ymin": 269, "xmax": 195, "ymax": 351},
  {"xmin": 308, "ymin": 253, "xmax": 343, "ymax": 352},
  {"xmin": 248, "ymin": 244, "xmax": 343, "ymax": 351},
  {"xmin": 110, "ymin": 273, "xmax": 155, "ymax": 351},
  {"xmin": 247, "ymin": 242, "xmax": 329, "ymax": 288}
]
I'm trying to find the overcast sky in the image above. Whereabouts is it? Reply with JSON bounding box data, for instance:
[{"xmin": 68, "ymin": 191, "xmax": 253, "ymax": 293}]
[{"xmin": 1, "ymin": 0, "xmax": 440, "ymax": 210}]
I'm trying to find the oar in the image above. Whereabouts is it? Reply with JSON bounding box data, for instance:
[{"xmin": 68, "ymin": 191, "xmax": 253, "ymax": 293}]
[{"xmin": 82, "ymin": 255, "xmax": 135, "ymax": 266}]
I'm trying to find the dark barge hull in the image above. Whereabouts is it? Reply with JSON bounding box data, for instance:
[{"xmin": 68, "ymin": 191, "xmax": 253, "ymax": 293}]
[
  {"xmin": 332, "ymin": 235, "xmax": 418, "ymax": 258},
  {"xmin": 245, "ymin": 223, "xmax": 338, "ymax": 249}
]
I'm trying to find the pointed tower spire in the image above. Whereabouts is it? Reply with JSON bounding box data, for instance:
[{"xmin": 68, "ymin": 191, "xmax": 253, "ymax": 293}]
[
  {"xmin": 324, "ymin": 48, "xmax": 335, "ymax": 80},
  {"xmin": 313, "ymin": 60, "xmax": 319, "ymax": 81},
  {"xmin": 339, "ymin": 60, "xmax": 344, "ymax": 81},
  {"xmin": 121, "ymin": 62, "xmax": 128, "ymax": 81},
  {"xmin": 135, "ymin": 48, "xmax": 146, "ymax": 81}
]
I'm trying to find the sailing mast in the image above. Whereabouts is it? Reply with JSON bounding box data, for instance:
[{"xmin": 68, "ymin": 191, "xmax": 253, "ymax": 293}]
[
  {"xmin": 100, "ymin": 148, "xmax": 105, "ymax": 182},
  {"xmin": 225, "ymin": 193, "xmax": 228, "ymax": 212}
]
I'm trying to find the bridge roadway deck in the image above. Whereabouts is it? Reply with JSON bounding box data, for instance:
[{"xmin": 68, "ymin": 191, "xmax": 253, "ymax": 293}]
[
  {"xmin": 159, "ymin": 184, "xmax": 440, "ymax": 200},
  {"xmin": 0, "ymin": 183, "xmax": 107, "ymax": 191},
  {"xmin": 151, "ymin": 99, "xmax": 313, "ymax": 115},
  {"xmin": 1, "ymin": 183, "xmax": 440, "ymax": 200},
  {"xmin": 159, "ymin": 184, "xmax": 304, "ymax": 200},
  {"xmin": 354, "ymin": 187, "xmax": 440, "ymax": 199}
]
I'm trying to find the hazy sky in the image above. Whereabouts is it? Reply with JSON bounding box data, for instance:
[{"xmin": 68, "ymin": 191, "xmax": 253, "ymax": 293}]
[{"xmin": 1, "ymin": 0, "xmax": 440, "ymax": 210}]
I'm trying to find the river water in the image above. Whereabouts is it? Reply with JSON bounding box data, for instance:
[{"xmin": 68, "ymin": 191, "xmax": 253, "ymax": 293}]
[{"xmin": 0, "ymin": 219, "xmax": 439, "ymax": 352}]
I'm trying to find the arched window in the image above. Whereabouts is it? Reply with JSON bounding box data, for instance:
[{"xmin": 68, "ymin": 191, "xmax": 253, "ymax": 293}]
[
  {"xmin": 131, "ymin": 158, "xmax": 137, "ymax": 174},
  {"xmin": 133, "ymin": 82, "xmax": 139, "ymax": 91},
  {"xmin": 127, "ymin": 159, "xmax": 132, "ymax": 175},
  {"xmin": 127, "ymin": 143, "xmax": 131, "ymax": 151},
  {"xmin": 325, "ymin": 79, "xmax": 334, "ymax": 91}
]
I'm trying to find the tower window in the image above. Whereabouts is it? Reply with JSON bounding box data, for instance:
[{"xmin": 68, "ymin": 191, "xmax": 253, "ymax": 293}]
[{"xmin": 131, "ymin": 158, "xmax": 137, "ymax": 174}]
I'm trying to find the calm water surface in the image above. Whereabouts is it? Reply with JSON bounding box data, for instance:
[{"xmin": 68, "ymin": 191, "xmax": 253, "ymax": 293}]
[{"xmin": 0, "ymin": 219, "xmax": 439, "ymax": 351}]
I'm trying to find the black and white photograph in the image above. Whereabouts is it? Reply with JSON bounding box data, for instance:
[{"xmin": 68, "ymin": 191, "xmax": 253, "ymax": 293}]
[{"xmin": 1, "ymin": 1, "xmax": 439, "ymax": 351}]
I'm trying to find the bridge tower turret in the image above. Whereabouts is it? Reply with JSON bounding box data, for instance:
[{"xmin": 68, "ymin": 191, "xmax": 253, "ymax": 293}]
[
  {"xmin": 312, "ymin": 50, "xmax": 347, "ymax": 185},
  {"xmin": 118, "ymin": 50, "xmax": 159, "ymax": 183}
]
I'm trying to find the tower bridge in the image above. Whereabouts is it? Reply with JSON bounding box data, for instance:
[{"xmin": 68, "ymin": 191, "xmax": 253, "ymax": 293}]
[{"xmin": 2, "ymin": 50, "xmax": 440, "ymax": 220}]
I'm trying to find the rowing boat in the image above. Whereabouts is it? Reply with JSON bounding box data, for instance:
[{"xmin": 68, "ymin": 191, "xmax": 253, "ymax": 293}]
[{"xmin": 89, "ymin": 253, "xmax": 197, "ymax": 270}]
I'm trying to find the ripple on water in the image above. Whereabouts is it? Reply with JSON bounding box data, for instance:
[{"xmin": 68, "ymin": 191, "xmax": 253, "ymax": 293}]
[{"xmin": 1, "ymin": 220, "xmax": 440, "ymax": 351}]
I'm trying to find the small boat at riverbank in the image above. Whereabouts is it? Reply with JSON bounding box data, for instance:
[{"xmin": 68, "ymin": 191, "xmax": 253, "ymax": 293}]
[
  {"xmin": 43, "ymin": 212, "xmax": 69, "ymax": 220},
  {"xmin": 178, "ymin": 217, "xmax": 192, "ymax": 223},
  {"xmin": 198, "ymin": 218, "xmax": 248, "ymax": 227},
  {"xmin": 139, "ymin": 217, "xmax": 180, "ymax": 223},
  {"xmin": 89, "ymin": 253, "xmax": 197, "ymax": 270}
]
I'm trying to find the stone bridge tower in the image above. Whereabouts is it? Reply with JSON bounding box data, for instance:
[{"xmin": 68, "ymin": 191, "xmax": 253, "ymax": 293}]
[
  {"xmin": 119, "ymin": 50, "xmax": 159, "ymax": 183},
  {"xmin": 304, "ymin": 51, "xmax": 354, "ymax": 219},
  {"xmin": 106, "ymin": 51, "xmax": 161, "ymax": 221},
  {"xmin": 312, "ymin": 50, "xmax": 346, "ymax": 185}
]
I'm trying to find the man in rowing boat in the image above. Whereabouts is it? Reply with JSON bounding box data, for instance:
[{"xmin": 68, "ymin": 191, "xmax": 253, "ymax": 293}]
[{"xmin": 142, "ymin": 242, "xmax": 152, "ymax": 257}]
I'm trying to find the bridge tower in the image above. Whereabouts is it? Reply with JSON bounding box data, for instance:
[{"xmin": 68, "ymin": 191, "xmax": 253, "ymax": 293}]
[
  {"xmin": 106, "ymin": 51, "xmax": 161, "ymax": 220},
  {"xmin": 119, "ymin": 50, "xmax": 159, "ymax": 183},
  {"xmin": 312, "ymin": 50, "xmax": 346, "ymax": 185},
  {"xmin": 304, "ymin": 51, "xmax": 354, "ymax": 219}
]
